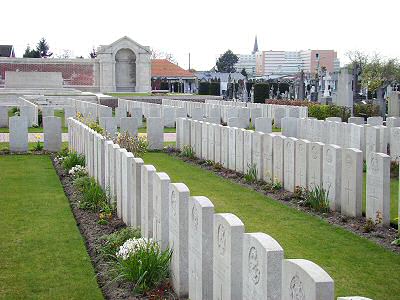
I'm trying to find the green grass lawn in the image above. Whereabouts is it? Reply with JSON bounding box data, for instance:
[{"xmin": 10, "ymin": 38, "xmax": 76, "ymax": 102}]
[
  {"xmin": 0, "ymin": 156, "xmax": 103, "ymax": 299},
  {"xmin": 142, "ymin": 152, "xmax": 400, "ymax": 300},
  {"xmin": 136, "ymin": 121, "xmax": 176, "ymax": 133},
  {"xmin": 0, "ymin": 142, "xmax": 68, "ymax": 151}
]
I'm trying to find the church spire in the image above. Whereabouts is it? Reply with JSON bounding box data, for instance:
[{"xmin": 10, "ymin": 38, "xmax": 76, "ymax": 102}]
[{"xmin": 252, "ymin": 35, "xmax": 258, "ymax": 54}]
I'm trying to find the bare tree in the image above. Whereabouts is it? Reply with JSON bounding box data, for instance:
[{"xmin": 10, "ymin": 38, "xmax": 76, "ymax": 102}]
[{"xmin": 150, "ymin": 48, "xmax": 178, "ymax": 65}]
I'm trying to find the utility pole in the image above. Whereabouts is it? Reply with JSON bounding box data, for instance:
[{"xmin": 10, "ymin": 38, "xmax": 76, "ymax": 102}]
[{"xmin": 188, "ymin": 53, "xmax": 191, "ymax": 70}]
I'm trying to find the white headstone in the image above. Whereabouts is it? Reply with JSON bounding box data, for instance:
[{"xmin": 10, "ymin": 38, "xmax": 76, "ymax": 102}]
[
  {"xmin": 228, "ymin": 127, "xmax": 236, "ymax": 170},
  {"xmin": 262, "ymin": 133, "xmax": 274, "ymax": 183},
  {"xmin": 120, "ymin": 117, "xmax": 138, "ymax": 136},
  {"xmin": 341, "ymin": 148, "xmax": 363, "ymax": 217},
  {"xmin": 235, "ymin": 129, "xmax": 245, "ymax": 172},
  {"xmin": 213, "ymin": 213, "xmax": 245, "ymax": 300},
  {"xmin": 307, "ymin": 142, "xmax": 324, "ymax": 190},
  {"xmin": 284, "ymin": 137, "xmax": 297, "ymax": 192},
  {"xmin": 242, "ymin": 232, "xmax": 284, "ymax": 300},
  {"xmin": 9, "ymin": 116, "xmax": 28, "ymax": 152},
  {"xmin": 255, "ymin": 117, "xmax": 272, "ymax": 133},
  {"xmin": 153, "ymin": 172, "xmax": 170, "ymax": 250},
  {"xmin": 323, "ymin": 144, "xmax": 342, "ymax": 211},
  {"xmin": 282, "ymin": 259, "xmax": 334, "ymax": 300},
  {"xmin": 169, "ymin": 183, "xmax": 190, "ymax": 297},
  {"xmin": 295, "ymin": 139, "xmax": 310, "ymax": 189},
  {"xmin": 243, "ymin": 130, "xmax": 253, "ymax": 173},
  {"xmin": 141, "ymin": 165, "xmax": 156, "ymax": 238},
  {"xmin": 188, "ymin": 196, "xmax": 214, "ymax": 300},
  {"xmin": 366, "ymin": 152, "xmax": 391, "ymax": 226},
  {"xmin": 147, "ymin": 117, "xmax": 164, "ymax": 150},
  {"xmin": 43, "ymin": 116, "xmax": 62, "ymax": 152},
  {"xmin": 272, "ymin": 135, "xmax": 286, "ymax": 185}
]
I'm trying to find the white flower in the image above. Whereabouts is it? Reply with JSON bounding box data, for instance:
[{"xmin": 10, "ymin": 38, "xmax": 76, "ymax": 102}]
[
  {"xmin": 68, "ymin": 165, "xmax": 87, "ymax": 177},
  {"xmin": 116, "ymin": 237, "xmax": 155, "ymax": 260}
]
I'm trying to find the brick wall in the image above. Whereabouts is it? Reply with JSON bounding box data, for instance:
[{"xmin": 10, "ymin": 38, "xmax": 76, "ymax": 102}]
[{"xmin": 0, "ymin": 58, "xmax": 97, "ymax": 87}]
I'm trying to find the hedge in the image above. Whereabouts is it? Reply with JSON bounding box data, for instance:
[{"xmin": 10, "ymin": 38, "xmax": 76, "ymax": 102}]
[{"xmin": 254, "ymin": 83, "xmax": 269, "ymax": 103}]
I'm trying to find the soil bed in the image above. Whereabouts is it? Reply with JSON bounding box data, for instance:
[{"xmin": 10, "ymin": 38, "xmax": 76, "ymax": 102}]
[{"xmin": 52, "ymin": 155, "xmax": 176, "ymax": 300}]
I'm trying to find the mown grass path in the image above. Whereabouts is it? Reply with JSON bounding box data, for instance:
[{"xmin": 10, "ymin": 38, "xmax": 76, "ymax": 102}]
[
  {"xmin": 143, "ymin": 152, "xmax": 400, "ymax": 300},
  {"xmin": 0, "ymin": 156, "xmax": 103, "ymax": 300}
]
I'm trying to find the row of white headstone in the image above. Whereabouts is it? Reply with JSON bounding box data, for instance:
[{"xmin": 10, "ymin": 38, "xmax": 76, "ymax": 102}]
[
  {"xmin": 7, "ymin": 116, "xmax": 62, "ymax": 152},
  {"xmin": 282, "ymin": 116, "xmax": 400, "ymax": 162},
  {"xmin": 72, "ymin": 98, "xmax": 112, "ymax": 122},
  {"xmin": 177, "ymin": 118, "xmax": 394, "ymax": 227},
  {"xmin": 117, "ymin": 99, "xmax": 186, "ymax": 128},
  {"xmin": 162, "ymin": 98, "xmax": 308, "ymax": 128},
  {"xmin": 67, "ymin": 117, "xmax": 376, "ymax": 300}
]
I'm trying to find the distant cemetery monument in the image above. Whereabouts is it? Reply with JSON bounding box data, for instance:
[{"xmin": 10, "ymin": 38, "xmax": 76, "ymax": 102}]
[{"xmin": 0, "ymin": 36, "xmax": 151, "ymax": 93}]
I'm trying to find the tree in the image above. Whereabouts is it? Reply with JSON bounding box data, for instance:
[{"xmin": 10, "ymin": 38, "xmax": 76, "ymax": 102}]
[
  {"xmin": 357, "ymin": 53, "xmax": 400, "ymax": 116},
  {"xmin": 36, "ymin": 38, "xmax": 52, "ymax": 58},
  {"xmin": 55, "ymin": 49, "xmax": 72, "ymax": 59},
  {"xmin": 215, "ymin": 50, "xmax": 238, "ymax": 73},
  {"xmin": 89, "ymin": 47, "xmax": 97, "ymax": 58},
  {"xmin": 23, "ymin": 45, "xmax": 40, "ymax": 58},
  {"xmin": 241, "ymin": 68, "xmax": 248, "ymax": 78},
  {"xmin": 150, "ymin": 48, "xmax": 178, "ymax": 65},
  {"xmin": 23, "ymin": 38, "xmax": 52, "ymax": 58}
]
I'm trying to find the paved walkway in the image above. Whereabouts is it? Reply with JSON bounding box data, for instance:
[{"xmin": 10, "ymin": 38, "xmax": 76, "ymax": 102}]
[{"xmin": 0, "ymin": 132, "xmax": 177, "ymax": 142}]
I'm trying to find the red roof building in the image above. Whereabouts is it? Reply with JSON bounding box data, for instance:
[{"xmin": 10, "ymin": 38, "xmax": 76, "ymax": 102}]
[{"xmin": 151, "ymin": 59, "xmax": 195, "ymax": 93}]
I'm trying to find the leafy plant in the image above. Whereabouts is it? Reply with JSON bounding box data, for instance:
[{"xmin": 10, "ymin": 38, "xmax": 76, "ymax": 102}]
[
  {"xmin": 58, "ymin": 145, "xmax": 69, "ymax": 158},
  {"xmin": 272, "ymin": 179, "xmax": 282, "ymax": 190},
  {"xmin": 244, "ymin": 163, "xmax": 258, "ymax": 183},
  {"xmin": 62, "ymin": 151, "xmax": 85, "ymax": 171},
  {"xmin": 113, "ymin": 131, "xmax": 148, "ymax": 157},
  {"xmin": 99, "ymin": 227, "xmax": 141, "ymax": 258},
  {"xmin": 363, "ymin": 211, "xmax": 383, "ymax": 233},
  {"xmin": 180, "ymin": 145, "xmax": 195, "ymax": 159},
  {"xmin": 213, "ymin": 162, "xmax": 223, "ymax": 170},
  {"xmin": 32, "ymin": 134, "xmax": 43, "ymax": 151},
  {"xmin": 112, "ymin": 238, "xmax": 172, "ymax": 294},
  {"xmin": 76, "ymin": 112, "xmax": 104, "ymax": 134},
  {"xmin": 73, "ymin": 176, "xmax": 110, "ymax": 211},
  {"xmin": 363, "ymin": 218, "xmax": 376, "ymax": 233},
  {"xmin": 304, "ymin": 185, "xmax": 330, "ymax": 213},
  {"xmin": 205, "ymin": 160, "xmax": 214, "ymax": 166},
  {"xmin": 293, "ymin": 186, "xmax": 306, "ymax": 199}
]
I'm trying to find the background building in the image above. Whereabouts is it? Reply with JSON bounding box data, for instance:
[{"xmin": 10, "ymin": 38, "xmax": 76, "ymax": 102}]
[{"xmin": 256, "ymin": 49, "xmax": 340, "ymax": 76}]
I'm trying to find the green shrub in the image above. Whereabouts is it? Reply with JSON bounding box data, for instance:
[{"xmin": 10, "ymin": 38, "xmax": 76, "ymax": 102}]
[
  {"xmin": 308, "ymin": 104, "xmax": 351, "ymax": 121},
  {"xmin": 198, "ymin": 82, "xmax": 210, "ymax": 95},
  {"xmin": 354, "ymin": 103, "xmax": 380, "ymax": 118},
  {"xmin": 112, "ymin": 238, "xmax": 172, "ymax": 294},
  {"xmin": 208, "ymin": 82, "xmax": 220, "ymax": 96},
  {"xmin": 62, "ymin": 151, "xmax": 85, "ymax": 171},
  {"xmin": 253, "ymin": 83, "xmax": 269, "ymax": 103},
  {"xmin": 114, "ymin": 131, "xmax": 148, "ymax": 157},
  {"xmin": 73, "ymin": 176, "xmax": 109, "ymax": 211},
  {"xmin": 244, "ymin": 163, "xmax": 258, "ymax": 183},
  {"xmin": 180, "ymin": 145, "xmax": 195, "ymax": 158},
  {"xmin": 99, "ymin": 227, "xmax": 142, "ymax": 258},
  {"xmin": 304, "ymin": 185, "xmax": 330, "ymax": 212},
  {"xmin": 58, "ymin": 145, "xmax": 69, "ymax": 157}
]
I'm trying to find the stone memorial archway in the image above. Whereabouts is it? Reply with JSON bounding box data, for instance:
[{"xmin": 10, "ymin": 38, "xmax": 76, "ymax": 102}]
[{"xmin": 115, "ymin": 48, "xmax": 136, "ymax": 92}]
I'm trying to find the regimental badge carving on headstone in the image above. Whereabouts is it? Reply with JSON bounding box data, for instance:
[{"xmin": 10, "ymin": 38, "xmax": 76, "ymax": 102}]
[
  {"xmin": 311, "ymin": 145, "xmax": 318, "ymax": 159},
  {"xmin": 248, "ymin": 246, "xmax": 261, "ymax": 285},
  {"xmin": 217, "ymin": 224, "xmax": 226, "ymax": 255},
  {"xmin": 170, "ymin": 190, "xmax": 177, "ymax": 217},
  {"xmin": 345, "ymin": 153, "xmax": 352, "ymax": 166},
  {"xmin": 370, "ymin": 155, "xmax": 379, "ymax": 173},
  {"xmin": 289, "ymin": 274, "xmax": 305, "ymax": 300},
  {"xmin": 326, "ymin": 148, "xmax": 333, "ymax": 163},
  {"xmin": 191, "ymin": 204, "xmax": 199, "ymax": 231}
]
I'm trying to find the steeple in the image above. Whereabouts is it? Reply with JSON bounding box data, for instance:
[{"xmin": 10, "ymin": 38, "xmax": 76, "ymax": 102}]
[{"xmin": 252, "ymin": 35, "xmax": 258, "ymax": 54}]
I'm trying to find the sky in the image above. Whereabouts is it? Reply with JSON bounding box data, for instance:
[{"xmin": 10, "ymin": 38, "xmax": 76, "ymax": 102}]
[{"xmin": 1, "ymin": 0, "xmax": 399, "ymax": 71}]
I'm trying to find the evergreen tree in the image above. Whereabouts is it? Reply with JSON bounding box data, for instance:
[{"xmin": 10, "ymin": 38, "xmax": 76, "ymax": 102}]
[
  {"xmin": 36, "ymin": 38, "xmax": 52, "ymax": 58},
  {"xmin": 215, "ymin": 50, "xmax": 238, "ymax": 73}
]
